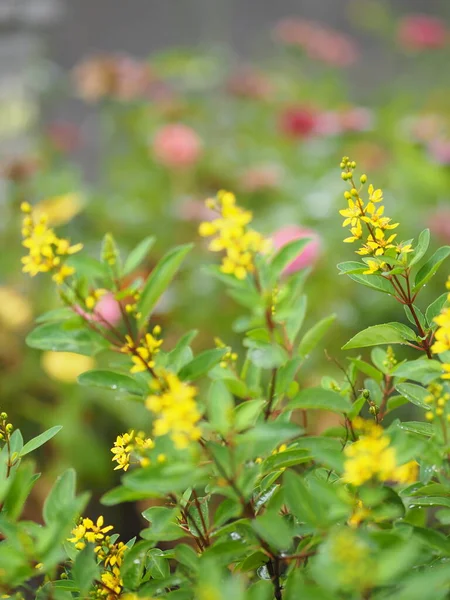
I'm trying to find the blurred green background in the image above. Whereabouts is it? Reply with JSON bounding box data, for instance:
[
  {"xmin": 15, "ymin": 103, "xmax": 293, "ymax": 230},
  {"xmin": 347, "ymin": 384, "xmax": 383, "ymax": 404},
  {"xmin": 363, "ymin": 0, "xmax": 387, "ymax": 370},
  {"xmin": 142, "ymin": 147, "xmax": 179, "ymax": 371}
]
[{"xmin": 0, "ymin": 0, "xmax": 449, "ymax": 531}]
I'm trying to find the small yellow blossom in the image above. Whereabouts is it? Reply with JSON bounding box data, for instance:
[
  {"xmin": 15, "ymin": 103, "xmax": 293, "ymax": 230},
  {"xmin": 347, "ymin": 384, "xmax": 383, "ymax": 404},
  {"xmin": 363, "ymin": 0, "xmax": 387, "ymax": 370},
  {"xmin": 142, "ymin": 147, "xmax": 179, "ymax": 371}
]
[
  {"xmin": 199, "ymin": 190, "xmax": 270, "ymax": 280},
  {"xmin": 121, "ymin": 329, "xmax": 163, "ymax": 374},
  {"xmin": 20, "ymin": 204, "xmax": 82, "ymax": 280},
  {"xmin": 111, "ymin": 430, "xmax": 154, "ymax": 471},
  {"xmin": 68, "ymin": 516, "xmax": 114, "ymax": 550},
  {"xmin": 343, "ymin": 418, "xmax": 417, "ymax": 487},
  {"xmin": 146, "ymin": 370, "xmax": 201, "ymax": 449}
]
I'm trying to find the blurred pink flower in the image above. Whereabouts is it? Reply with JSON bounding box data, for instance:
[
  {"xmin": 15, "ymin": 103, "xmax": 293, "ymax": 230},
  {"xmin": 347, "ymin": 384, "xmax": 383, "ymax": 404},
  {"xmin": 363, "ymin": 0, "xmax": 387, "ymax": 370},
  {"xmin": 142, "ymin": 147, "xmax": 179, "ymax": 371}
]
[
  {"xmin": 408, "ymin": 114, "xmax": 446, "ymax": 143},
  {"xmin": 279, "ymin": 106, "xmax": 318, "ymax": 139},
  {"xmin": 75, "ymin": 293, "xmax": 122, "ymax": 326},
  {"xmin": 428, "ymin": 209, "xmax": 450, "ymax": 242},
  {"xmin": 398, "ymin": 14, "xmax": 447, "ymax": 51},
  {"xmin": 226, "ymin": 67, "xmax": 273, "ymax": 100},
  {"xmin": 339, "ymin": 107, "xmax": 374, "ymax": 132},
  {"xmin": 428, "ymin": 139, "xmax": 450, "ymax": 165},
  {"xmin": 152, "ymin": 124, "xmax": 203, "ymax": 169},
  {"xmin": 272, "ymin": 225, "xmax": 321, "ymax": 274},
  {"xmin": 239, "ymin": 164, "xmax": 282, "ymax": 192},
  {"xmin": 273, "ymin": 18, "xmax": 358, "ymax": 67},
  {"xmin": 46, "ymin": 120, "xmax": 82, "ymax": 153}
]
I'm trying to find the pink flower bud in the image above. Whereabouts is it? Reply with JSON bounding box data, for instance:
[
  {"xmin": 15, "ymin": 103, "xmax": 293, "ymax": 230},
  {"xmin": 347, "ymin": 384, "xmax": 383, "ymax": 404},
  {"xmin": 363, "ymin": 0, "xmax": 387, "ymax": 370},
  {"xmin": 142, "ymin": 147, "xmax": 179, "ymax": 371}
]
[
  {"xmin": 95, "ymin": 293, "xmax": 122, "ymax": 326},
  {"xmin": 152, "ymin": 124, "xmax": 202, "ymax": 169},
  {"xmin": 398, "ymin": 15, "xmax": 447, "ymax": 51},
  {"xmin": 272, "ymin": 225, "xmax": 321, "ymax": 274}
]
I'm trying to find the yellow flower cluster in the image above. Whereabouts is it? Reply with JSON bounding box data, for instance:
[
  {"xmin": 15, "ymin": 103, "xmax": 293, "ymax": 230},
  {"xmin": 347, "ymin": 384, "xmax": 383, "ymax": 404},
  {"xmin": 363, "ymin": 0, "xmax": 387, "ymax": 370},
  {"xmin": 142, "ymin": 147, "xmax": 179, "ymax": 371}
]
[
  {"xmin": 68, "ymin": 516, "xmax": 126, "ymax": 599},
  {"xmin": 85, "ymin": 288, "xmax": 107, "ymax": 311},
  {"xmin": 343, "ymin": 418, "xmax": 418, "ymax": 486},
  {"xmin": 199, "ymin": 190, "xmax": 270, "ymax": 280},
  {"xmin": 424, "ymin": 381, "xmax": 450, "ymax": 421},
  {"xmin": 111, "ymin": 430, "xmax": 155, "ymax": 471},
  {"xmin": 20, "ymin": 202, "xmax": 83, "ymax": 284},
  {"xmin": 121, "ymin": 327, "xmax": 163, "ymax": 373},
  {"xmin": 146, "ymin": 370, "xmax": 201, "ymax": 449},
  {"xmin": 339, "ymin": 157, "xmax": 412, "ymax": 275},
  {"xmin": 431, "ymin": 278, "xmax": 450, "ymax": 366}
]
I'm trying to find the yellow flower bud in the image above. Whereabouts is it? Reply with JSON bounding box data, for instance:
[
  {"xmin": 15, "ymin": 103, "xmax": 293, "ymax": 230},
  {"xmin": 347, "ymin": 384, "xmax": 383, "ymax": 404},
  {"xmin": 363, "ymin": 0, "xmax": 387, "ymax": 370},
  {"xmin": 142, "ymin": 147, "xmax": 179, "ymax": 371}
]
[
  {"xmin": 425, "ymin": 411, "xmax": 434, "ymax": 421},
  {"xmin": 20, "ymin": 202, "xmax": 32, "ymax": 213}
]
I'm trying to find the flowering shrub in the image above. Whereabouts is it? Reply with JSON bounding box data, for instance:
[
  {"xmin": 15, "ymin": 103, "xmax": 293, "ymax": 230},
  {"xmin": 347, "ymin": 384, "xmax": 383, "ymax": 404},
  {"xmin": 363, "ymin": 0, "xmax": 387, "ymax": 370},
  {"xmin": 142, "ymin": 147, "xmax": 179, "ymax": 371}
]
[{"xmin": 2, "ymin": 154, "xmax": 450, "ymax": 599}]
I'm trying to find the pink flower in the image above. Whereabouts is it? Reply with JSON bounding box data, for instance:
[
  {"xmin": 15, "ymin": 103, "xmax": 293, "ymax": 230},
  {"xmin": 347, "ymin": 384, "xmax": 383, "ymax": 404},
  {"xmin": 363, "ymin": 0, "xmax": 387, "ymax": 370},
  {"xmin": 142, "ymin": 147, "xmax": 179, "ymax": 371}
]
[
  {"xmin": 272, "ymin": 225, "xmax": 321, "ymax": 274},
  {"xmin": 75, "ymin": 293, "xmax": 122, "ymax": 326},
  {"xmin": 398, "ymin": 15, "xmax": 447, "ymax": 51},
  {"xmin": 46, "ymin": 121, "xmax": 82, "ymax": 153},
  {"xmin": 152, "ymin": 124, "xmax": 203, "ymax": 169},
  {"xmin": 279, "ymin": 106, "xmax": 318, "ymax": 139},
  {"xmin": 239, "ymin": 164, "xmax": 282, "ymax": 192},
  {"xmin": 428, "ymin": 209, "xmax": 450, "ymax": 242},
  {"xmin": 273, "ymin": 18, "xmax": 358, "ymax": 67},
  {"xmin": 428, "ymin": 139, "xmax": 450, "ymax": 165},
  {"xmin": 339, "ymin": 107, "xmax": 374, "ymax": 133}
]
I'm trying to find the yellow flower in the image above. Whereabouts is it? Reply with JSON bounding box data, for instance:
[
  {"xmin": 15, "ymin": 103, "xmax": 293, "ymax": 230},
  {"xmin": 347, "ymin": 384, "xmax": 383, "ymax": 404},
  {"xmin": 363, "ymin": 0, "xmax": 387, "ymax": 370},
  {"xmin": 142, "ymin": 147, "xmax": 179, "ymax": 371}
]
[
  {"xmin": 41, "ymin": 351, "xmax": 95, "ymax": 383},
  {"xmin": 343, "ymin": 418, "xmax": 417, "ymax": 487},
  {"xmin": 368, "ymin": 184, "xmax": 383, "ymax": 203},
  {"xmin": 363, "ymin": 259, "xmax": 383, "ymax": 275},
  {"xmin": 0, "ymin": 287, "xmax": 32, "ymax": 330},
  {"xmin": 442, "ymin": 364, "xmax": 450, "ymax": 380},
  {"xmin": 20, "ymin": 204, "xmax": 82, "ymax": 280},
  {"xmin": 34, "ymin": 193, "xmax": 83, "ymax": 226},
  {"xmin": 146, "ymin": 370, "xmax": 201, "ymax": 449},
  {"xmin": 339, "ymin": 198, "xmax": 364, "ymax": 228},
  {"xmin": 343, "ymin": 220, "xmax": 363, "ymax": 244},
  {"xmin": 111, "ymin": 430, "xmax": 154, "ymax": 471},
  {"xmin": 121, "ymin": 330, "xmax": 163, "ymax": 374},
  {"xmin": 356, "ymin": 228, "xmax": 397, "ymax": 256},
  {"xmin": 68, "ymin": 515, "xmax": 114, "ymax": 550},
  {"xmin": 100, "ymin": 567, "xmax": 123, "ymax": 595},
  {"xmin": 199, "ymin": 190, "xmax": 269, "ymax": 280}
]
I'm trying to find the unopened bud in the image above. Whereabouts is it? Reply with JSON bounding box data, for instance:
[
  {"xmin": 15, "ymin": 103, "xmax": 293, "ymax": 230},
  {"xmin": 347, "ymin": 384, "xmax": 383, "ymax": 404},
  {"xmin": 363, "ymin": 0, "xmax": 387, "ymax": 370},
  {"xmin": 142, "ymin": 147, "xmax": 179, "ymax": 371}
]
[
  {"xmin": 362, "ymin": 389, "xmax": 370, "ymax": 399},
  {"xmin": 360, "ymin": 174, "xmax": 367, "ymax": 184}
]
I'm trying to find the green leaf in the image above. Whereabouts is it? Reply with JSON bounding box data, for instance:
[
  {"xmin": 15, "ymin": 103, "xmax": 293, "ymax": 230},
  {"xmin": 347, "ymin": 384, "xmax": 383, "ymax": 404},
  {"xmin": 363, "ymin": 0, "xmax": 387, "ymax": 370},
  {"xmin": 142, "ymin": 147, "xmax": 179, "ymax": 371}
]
[
  {"xmin": 269, "ymin": 238, "xmax": 310, "ymax": 281},
  {"xmin": 262, "ymin": 448, "xmax": 312, "ymax": 473},
  {"xmin": 121, "ymin": 541, "xmax": 154, "ymax": 589},
  {"xmin": 426, "ymin": 293, "xmax": 448, "ymax": 327},
  {"xmin": 298, "ymin": 314, "xmax": 336, "ymax": 358},
  {"xmin": 337, "ymin": 261, "xmax": 366, "ymax": 275},
  {"xmin": 251, "ymin": 510, "xmax": 293, "ymax": 551},
  {"xmin": 20, "ymin": 426, "xmax": 62, "ymax": 457},
  {"xmin": 101, "ymin": 486, "xmax": 153, "ymax": 506},
  {"xmin": 393, "ymin": 360, "xmax": 443, "ymax": 385},
  {"xmin": 233, "ymin": 399, "xmax": 266, "ymax": 432},
  {"xmin": 77, "ymin": 369, "xmax": 146, "ymax": 396},
  {"xmin": 43, "ymin": 469, "xmax": 76, "ymax": 524},
  {"xmin": 179, "ymin": 348, "xmax": 227, "ymax": 381},
  {"xmin": 147, "ymin": 548, "xmax": 170, "ymax": 580},
  {"xmin": 347, "ymin": 272, "xmax": 393, "ymax": 294},
  {"xmin": 413, "ymin": 246, "xmax": 450, "ymax": 292},
  {"xmin": 395, "ymin": 383, "xmax": 430, "ymax": 410},
  {"xmin": 123, "ymin": 463, "xmax": 207, "ymax": 496},
  {"xmin": 284, "ymin": 470, "xmax": 323, "ymax": 527},
  {"xmin": 35, "ymin": 307, "xmax": 75, "ymax": 324},
  {"xmin": 349, "ymin": 358, "xmax": 383, "ymax": 383},
  {"xmin": 247, "ymin": 343, "xmax": 288, "ymax": 369},
  {"xmin": 397, "ymin": 421, "xmax": 434, "ymax": 437},
  {"xmin": 123, "ymin": 236, "xmax": 155, "ymax": 276},
  {"xmin": 409, "ymin": 229, "xmax": 430, "ymax": 267},
  {"xmin": 71, "ymin": 545, "xmax": 99, "ymax": 596},
  {"xmin": 137, "ymin": 243, "xmax": 193, "ymax": 327},
  {"xmin": 284, "ymin": 295, "xmax": 307, "ymax": 344},
  {"xmin": 238, "ymin": 422, "xmax": 303, "ymax": 458},
  {"xmin": 166, "ymin": 330, "xmax": 198, "ymax": 373},
  {"xmin": 141, "ymin": 506, "xmax": 184, "ymax": 542},
  {"xmin": 207, "ymin": 381, "xmax": 234, "ymax": 436},
  {"xmin": 26, "ymin": 322, "xmax": 108, "ymax": 356},
  {"xmin": 342, "ymin": 322, "xmax": 416, "ymax": 350},
  {"xmin": 66, "ymin": 254, "xmax": 108, "ymax": 279},
  {"xmin": 288, "ymin": 387, "xmax": 351, "ymax": 413}
]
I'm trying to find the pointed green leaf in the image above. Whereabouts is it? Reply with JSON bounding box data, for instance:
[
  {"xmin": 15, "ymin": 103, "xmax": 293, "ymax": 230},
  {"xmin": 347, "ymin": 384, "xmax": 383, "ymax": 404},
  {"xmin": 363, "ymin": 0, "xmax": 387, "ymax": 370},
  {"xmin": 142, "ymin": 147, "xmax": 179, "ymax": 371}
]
[
  {"xmin": 288, "ymin": 387, "xmax": 351, "ymax": 413},
  {"xmin": 123, "ymin": 236, "xmax": 156, "ymax": 276},
  {"xmin": 78, "ymin": 369, "xmax": 146, "ymax": 396},
  {"xmin": 298, "ymin": 314, "xmax": 336, "ymax": 358},
  {"xmin": 20, "ymin": 426, "xmax": 62, "ymax": 457},
  {"xmin": 137, "ymin": 243, "xmax": 193, "ymax": 327},
  {"xmin": 343, "ymin": 322, "xmax": 416, "ymax": 350},
  {"xmin": 413, "ymin": 246, "xmax": 450, "ymax": 292},
  {"xmin": 409, "ymin": 229, "xmax": 430, "ymax": 267},
  {"xmin": 179, "ymin": 348, "xmax": 227, "ymax": 381}
]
